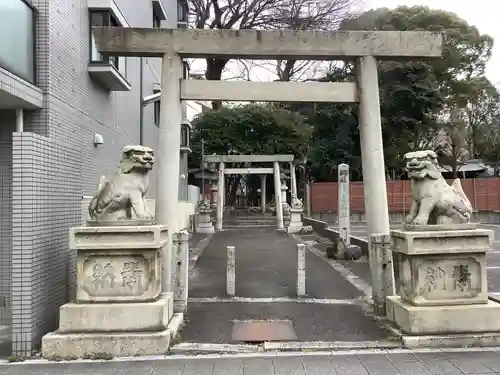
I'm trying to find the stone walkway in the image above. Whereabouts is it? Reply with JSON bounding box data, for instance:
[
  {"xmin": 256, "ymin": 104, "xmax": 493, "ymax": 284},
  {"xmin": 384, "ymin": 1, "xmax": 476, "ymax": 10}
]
[
  {"xmin": 5, "ymin": 350, "xmax": 500, "ymax": 374},
  {"xmin": 184, "ymin": 228, "xmax": 389, "ymax": 343}
]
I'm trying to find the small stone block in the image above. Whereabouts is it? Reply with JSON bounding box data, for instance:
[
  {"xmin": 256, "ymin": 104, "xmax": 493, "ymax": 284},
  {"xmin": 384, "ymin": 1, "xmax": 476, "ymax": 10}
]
[
  {"xmin": 386, "ymin": 296, "xmax": 500, "ymax": 335},
  {"xmin": 344, "ymin": 245, "xmax": 362, "ymax": 260},
  {"xmin": 59, "ymin": 293, "xmax": 173, "ymax": 333},
  {"xmin": 391, "ymin": 228, "xmax": 492, "ymax": 255},
  {"xmin": 404, "ymin": 223, "xmax": 478, "ymax": 231},
  {"xmin": 70, "ymin": 225, "xmax": 168, "ymax": 250},
  {"xmin": 196, "ymin": 223, "xmax": 215, "ymax": 234}
]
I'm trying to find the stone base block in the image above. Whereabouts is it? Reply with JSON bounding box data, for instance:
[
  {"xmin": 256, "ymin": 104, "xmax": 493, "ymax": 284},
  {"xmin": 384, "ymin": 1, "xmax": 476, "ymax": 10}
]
[
  {"xmin": 196, "ymin": 223, "xmax": 215, "ymax": 234},
  {"xmin": 387, "ymin": 296, "xmax": 500, "ymax": 335},
  {"xmin": 42, "ymin": 313, "xmax": 184, "ymax": 359},
  {"xmin": 286, "ymin": 223, "xmax": 304, "ymax": 234},
  {"xmin": 59, "ymin": 293, "xmax": 173, "ymax": 333}
]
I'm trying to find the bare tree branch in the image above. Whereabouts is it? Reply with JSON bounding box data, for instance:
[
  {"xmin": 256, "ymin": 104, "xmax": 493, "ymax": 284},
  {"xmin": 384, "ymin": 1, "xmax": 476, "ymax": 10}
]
[{"xmin": 186, "ymin": 0, "xmax": 360, "ymax": 108}]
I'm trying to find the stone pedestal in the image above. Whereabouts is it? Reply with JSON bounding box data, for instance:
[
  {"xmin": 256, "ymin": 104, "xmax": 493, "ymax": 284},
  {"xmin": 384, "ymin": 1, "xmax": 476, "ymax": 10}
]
[
  {"xmin": 387, "ymin": 224, "xmax": 500, "ymax": 336},
  {"xmin": 196, "ymin": 208, "xmax": 214, "ymax": 233},
  {"xmin": 287, "ymin": 207, "xmax": 304, "ymax": 234},
  {"xmin": 42, "ymin": 225, "xmax": 184, "ymax": 359}
]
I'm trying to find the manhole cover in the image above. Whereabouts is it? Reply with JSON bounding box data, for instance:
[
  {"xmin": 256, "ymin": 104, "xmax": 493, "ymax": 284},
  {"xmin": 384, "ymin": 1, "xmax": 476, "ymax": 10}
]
[{"xmin": 232, "ymin": 320, "xmax": 297, "ymax": 342}]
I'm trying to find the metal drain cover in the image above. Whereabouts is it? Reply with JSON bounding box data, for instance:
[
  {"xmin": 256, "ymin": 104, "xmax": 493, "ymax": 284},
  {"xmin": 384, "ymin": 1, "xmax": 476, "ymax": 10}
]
[{"xmin": 232, "ymin": 320, "xmax": 297, "ymax": 342}]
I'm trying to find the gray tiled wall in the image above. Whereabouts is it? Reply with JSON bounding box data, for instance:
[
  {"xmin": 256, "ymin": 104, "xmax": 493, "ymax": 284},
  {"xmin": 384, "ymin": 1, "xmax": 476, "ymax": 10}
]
[
  {"xmin": 11, "ymin": 132, "xmax": 81, "ymax": 356},
  {"xmin": 2, "ymin": 0, "xmax": 178, "ymax": 357}
]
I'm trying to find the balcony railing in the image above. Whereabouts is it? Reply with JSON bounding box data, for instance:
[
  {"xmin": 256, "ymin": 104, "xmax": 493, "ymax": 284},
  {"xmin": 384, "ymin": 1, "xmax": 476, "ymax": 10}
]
[{"xmin": 0, "ymin": 0, "xmax": 36, "ymax": 84}]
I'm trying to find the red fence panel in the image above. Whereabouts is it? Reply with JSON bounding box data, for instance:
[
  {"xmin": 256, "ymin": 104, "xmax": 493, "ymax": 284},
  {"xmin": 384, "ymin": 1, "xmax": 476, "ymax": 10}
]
[{"xmin": 310, "ymin": 178, "xmax": 500, "ymax": 213}]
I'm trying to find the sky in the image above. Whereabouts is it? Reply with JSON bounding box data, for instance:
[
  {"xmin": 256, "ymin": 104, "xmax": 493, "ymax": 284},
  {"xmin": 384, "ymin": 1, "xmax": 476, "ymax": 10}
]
[
  {"xmin": 186, "ymin": 0, "xmax": 499, "ymax": 119},
  {"xmin": 363, "ymin": 0, "xmax": 500, "ymax": 86}
]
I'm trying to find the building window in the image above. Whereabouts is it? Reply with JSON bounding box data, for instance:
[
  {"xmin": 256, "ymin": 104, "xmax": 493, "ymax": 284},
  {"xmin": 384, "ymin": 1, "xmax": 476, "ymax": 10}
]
[
  {"xmin": 182, "ymin": 61, "xmax": 189, "ymax": 79},
  {"xmin": 0, "ymin": 0, "xmax": 36, "ymax": 83},
  {"xmin": 153, "ymin": 12, "xmax": 161, "ymax": 28},
  {"xmin": 181, "ymin": 121, "xmax": 190, "ymax": 148},
  {"xmin": 177, "ymin": 1, "xmax": 188, "ymax": 22},
  {"xmin": 154, "ymin": 101, "xmax": 160, "ymax": 127},
  {"xmin": 153, "ymin": 89, "xmax": 161, "ymax": 127},
  {"xmin": 90, "ymin": 10, "xmax": 119, "ymax": 69}
]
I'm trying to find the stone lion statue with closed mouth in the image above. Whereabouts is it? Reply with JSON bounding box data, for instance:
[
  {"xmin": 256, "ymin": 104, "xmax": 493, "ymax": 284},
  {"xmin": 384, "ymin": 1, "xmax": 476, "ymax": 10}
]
[
  {"xmin": 404, "ymin": 150, "xmax": 472, "ymax": 225},
  {"xmin": 88, "ymin": 145, "xmax": 155, "ymax": 223}
]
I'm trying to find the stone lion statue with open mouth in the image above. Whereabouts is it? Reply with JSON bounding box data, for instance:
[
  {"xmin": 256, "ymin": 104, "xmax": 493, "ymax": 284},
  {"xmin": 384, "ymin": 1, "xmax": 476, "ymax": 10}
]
[
  {"xmin": 404, "ymin": 150, "xmax": 472, "ymax": 225},
  {"xmin": 88, "ymin": 145, "xmax": 155, "ymax": 223}
]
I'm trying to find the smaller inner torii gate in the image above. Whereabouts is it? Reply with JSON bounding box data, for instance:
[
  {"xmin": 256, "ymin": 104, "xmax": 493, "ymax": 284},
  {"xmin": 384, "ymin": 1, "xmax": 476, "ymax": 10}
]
[{"xmin": 204, "ymin": 154, "xmax": 297, "ymax": 230}]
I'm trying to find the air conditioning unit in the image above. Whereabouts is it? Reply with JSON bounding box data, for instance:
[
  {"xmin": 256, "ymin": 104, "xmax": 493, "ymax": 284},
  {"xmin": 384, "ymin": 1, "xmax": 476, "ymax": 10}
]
[{"xmin": 177, "ymin": 21, "xmax": 188, "ymax": 29}]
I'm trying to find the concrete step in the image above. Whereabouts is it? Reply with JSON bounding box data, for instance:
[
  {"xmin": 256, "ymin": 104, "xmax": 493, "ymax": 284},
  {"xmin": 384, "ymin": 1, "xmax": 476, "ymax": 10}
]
[
  {"xmin": 223, "ymin": 221, "xmax": 277, "ymax": 226},
  {"xmin": 224, "ymin": 224, "xmax": 277, "ymax": 228}
]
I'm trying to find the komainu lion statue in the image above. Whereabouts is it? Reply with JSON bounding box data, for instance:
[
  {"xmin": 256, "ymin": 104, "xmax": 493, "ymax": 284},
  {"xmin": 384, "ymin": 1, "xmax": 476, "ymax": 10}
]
[
  {"xmin": 404, "ymin": 150, "xmax": 472, "ymax": 225},
  {"xmin": 88, "ymin": 145, "xmax": 155, "ymax": 223}
]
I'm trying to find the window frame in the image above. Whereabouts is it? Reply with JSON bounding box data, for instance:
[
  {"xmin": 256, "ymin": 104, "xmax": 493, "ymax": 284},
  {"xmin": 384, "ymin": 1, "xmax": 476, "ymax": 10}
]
[
  {"xmin": 177, "ymin": 1, "xmax": 188, "ymax": 22},
  {"xmin": 152, "ymin": 11, "xmax": 161, "ymax": 28},
  {"xmin": 181, "ymin": 122, "xmax": 190, "ymax": 148},
  {"xmin": 89, "ymin": 9, "xmax": 120, "ymax": 69},
  {"xmin": 0, "ymin": 0, "xmax": 37, "ymax": 84},
  {"xmin": 153, "ymin": 88, "xmax": 161, "ymax": 127}
]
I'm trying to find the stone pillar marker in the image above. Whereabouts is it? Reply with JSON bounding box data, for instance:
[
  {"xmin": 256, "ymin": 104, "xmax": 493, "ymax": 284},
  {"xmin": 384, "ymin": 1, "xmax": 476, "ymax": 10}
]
[
  {"xmin": 281, "ymin": 181, "xmax": 290, "ymax": 226},
  {"xmin": 261, "ymin": 175, "xmax": 267, "ymax": 213},
  {"xmin": 297, "ymin": 244, "xmax": 306, "ymax": 297},
  {"xmin": 156, "ymin": 53, "xmax": 183, "ymax": 294},
  {"xmin": 216, "ymin": 162, "xmax": 225, "ymax": 230},
  {"xmin": 281, "ymin": 177, "xmax": 288, "ymax": 204},
  {"xmin": 173, "ymin": 230, "xmax": 189, "ymax": 312},
  {"xmin": 210, "ymin": 183, "xmax": 218, "ymax": 209},
  {"xmin": 226, "ymin": 245, "xmax": 235, "ymax": 296},
  {"xmin": 290, "ymin": 162, "xmax": 297, "ymax": 198},
  {"xmin": 273, "ymin": 162, "xmax": 284, "ymax": 230},
  {"xmin": 338, "ymin": 163, "xmax": 350, "ymax": 246}
]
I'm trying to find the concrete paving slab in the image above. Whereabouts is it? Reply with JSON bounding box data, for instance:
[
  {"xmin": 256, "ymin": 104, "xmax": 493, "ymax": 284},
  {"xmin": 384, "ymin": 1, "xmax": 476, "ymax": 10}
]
[
  {"xmin": 6, "ymin": 350, "xmax": 500, "ymax": 374},
  {"xmin": 189, "ymin": 233, "xmax": 206, "ymax": 251},
  {"xmin": 181, "ymin": 302, "xmax": 390, "ymax": 343},
  {"xmin": 189, "ymin": 228, "xmax": 363, "ymax": 299}
]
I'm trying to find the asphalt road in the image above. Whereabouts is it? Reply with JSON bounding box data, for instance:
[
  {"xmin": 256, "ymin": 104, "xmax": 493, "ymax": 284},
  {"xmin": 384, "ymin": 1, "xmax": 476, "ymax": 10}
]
[{"xmin": 344, "ymin": 223, "xmax": 500, "ymax": 294}]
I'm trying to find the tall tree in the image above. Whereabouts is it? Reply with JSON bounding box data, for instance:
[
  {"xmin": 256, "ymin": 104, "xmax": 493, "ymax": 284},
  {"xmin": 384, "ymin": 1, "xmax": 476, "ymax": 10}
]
[
  {"xmin": 339, "ymin": 5, "xmax": 494, "ymax": 172},
  {"xmin": 433, "ymin": 109, "xmax": 469, "ymax": 178},
  {"xmin": 187, "ymin": 0, "xmax": 357, "ymax": 108},
  {"xmin": 189, "ymin": 104, "xmax": 313, "ymax": 203},
  {"xmin": 475, "ymin": 119, "xmax": 500, "ymax": 175},
  {"xmin": 462, "ymin": 77, "xmax": 500, "ymax": 156}
]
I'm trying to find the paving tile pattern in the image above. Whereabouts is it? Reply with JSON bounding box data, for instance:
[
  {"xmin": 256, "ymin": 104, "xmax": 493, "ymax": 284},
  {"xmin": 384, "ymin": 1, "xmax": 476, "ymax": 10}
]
[{"xmin": 6, "ymin": 351, "xmax": 500, "ymax": 374}]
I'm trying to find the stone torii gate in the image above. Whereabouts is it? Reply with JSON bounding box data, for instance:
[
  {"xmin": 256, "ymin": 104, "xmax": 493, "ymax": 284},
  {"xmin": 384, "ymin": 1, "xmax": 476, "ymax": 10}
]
[
  {"xmin": 204, "ymin": 154, "xmax": 296, "ymax": 230},
  {"xmin": 93, "ymin": 27, "xmax": 443, "ymax": 299}
]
